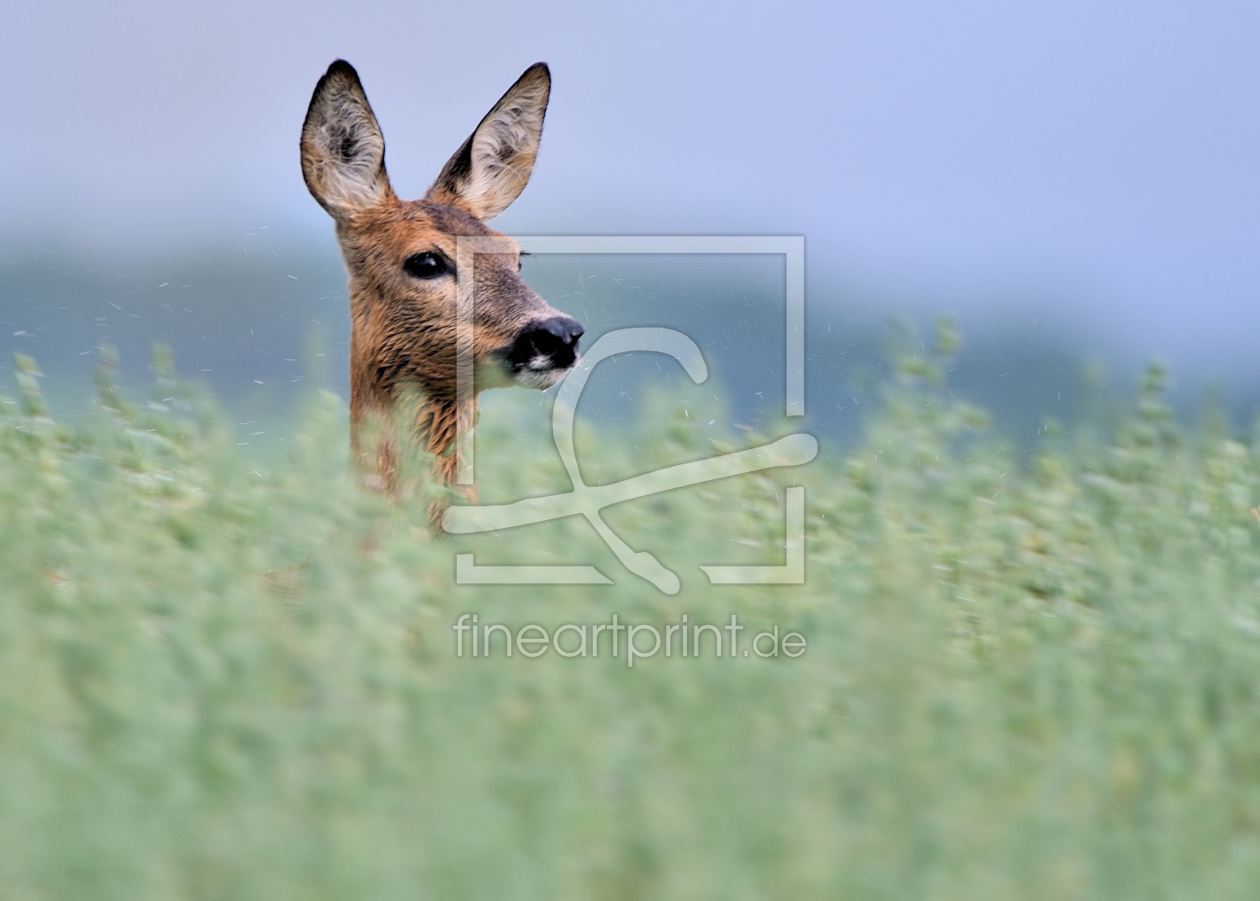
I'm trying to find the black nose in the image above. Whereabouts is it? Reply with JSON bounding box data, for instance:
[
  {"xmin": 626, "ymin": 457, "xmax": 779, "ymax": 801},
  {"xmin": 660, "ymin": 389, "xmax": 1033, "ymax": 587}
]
[{"xmin": 509, "ymin": 315, "xmax": 584, "ymax": 370}]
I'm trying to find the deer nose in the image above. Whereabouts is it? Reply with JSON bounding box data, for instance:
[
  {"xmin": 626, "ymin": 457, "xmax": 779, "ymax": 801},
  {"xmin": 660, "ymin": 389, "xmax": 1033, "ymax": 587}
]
[{"xmin": 510, "ymin": 315, "xmax": 584, "ymax": 370}]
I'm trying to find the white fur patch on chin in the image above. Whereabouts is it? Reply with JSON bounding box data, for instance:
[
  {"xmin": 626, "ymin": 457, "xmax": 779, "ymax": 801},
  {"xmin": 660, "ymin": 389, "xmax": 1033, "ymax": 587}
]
[{"xmin": 513, "ymin": 365, "xmax": 570, "ymax": 390}]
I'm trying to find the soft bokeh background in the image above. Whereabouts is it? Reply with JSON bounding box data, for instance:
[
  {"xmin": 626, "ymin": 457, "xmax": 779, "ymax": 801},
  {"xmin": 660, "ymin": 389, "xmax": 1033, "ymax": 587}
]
[
  {"xmin": 5, "ymin": 7, "xmax": 1260, "ymax": 893},
  {"xmin": 2, "ymin": 0, "xmax": 1257, "ymax": 438}
]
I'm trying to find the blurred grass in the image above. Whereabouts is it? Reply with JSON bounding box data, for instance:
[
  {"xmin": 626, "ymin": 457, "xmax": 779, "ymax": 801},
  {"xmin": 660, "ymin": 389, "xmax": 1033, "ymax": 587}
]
[{"xmin": 2, "ymin": 327, "xmax": 1260, "ymax": 899}]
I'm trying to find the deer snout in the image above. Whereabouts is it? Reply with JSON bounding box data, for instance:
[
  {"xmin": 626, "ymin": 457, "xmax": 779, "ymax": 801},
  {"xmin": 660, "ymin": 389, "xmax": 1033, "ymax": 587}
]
[{"xmin": 505, "ymin": 315, "xmax": 584, "ymax": 388}]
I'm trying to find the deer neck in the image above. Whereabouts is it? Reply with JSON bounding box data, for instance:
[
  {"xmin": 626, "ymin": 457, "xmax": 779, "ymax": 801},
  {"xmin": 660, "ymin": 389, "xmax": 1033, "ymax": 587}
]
[{"xmin": 348, "ymin": 314, "xmax": 478, "ymax": 496}]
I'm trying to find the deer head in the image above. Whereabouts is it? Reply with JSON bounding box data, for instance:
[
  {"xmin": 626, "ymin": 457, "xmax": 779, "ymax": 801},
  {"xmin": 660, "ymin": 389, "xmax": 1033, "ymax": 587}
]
[{"xmin": 301, "ymin": 60, "xmax": 583, "ymax": 502}]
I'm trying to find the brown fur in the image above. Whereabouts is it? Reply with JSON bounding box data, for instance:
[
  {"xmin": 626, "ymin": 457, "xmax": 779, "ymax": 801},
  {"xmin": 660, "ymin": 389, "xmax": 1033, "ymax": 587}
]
[{"xmin": 301, "ymin": 60, "xmax": 576, "ymax": 513}]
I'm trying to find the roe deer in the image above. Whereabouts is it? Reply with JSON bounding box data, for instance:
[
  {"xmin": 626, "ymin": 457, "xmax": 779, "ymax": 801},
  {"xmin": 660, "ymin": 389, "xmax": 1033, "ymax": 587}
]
[{"xmin": 300, "ymin": 60, "xmax": 583, "ymax": 508}]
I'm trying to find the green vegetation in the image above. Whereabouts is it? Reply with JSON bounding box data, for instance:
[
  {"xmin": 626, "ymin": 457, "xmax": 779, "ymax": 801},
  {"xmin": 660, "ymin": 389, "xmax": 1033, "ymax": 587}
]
[{"xmin": 2, "ymin": 327, "xmax": 1259, "ymax": 899}]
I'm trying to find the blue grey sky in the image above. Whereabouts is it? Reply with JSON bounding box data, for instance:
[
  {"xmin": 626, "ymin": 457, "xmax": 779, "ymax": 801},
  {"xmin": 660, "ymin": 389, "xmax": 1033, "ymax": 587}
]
[{"xmin": 2, "ymin": 0, "xmax": 1257, "ymax": 370}]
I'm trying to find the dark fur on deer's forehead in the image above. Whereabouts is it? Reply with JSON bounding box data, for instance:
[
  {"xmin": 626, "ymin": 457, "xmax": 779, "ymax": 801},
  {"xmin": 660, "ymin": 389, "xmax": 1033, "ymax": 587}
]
[{"xmin": 338, "ymin": 198, "xmax": 500, "ymax": 266}]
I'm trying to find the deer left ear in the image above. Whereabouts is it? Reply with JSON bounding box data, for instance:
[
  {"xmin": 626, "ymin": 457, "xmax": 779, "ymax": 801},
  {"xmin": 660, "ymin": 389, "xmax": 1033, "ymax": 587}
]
[{"xmin": 425, "ymin": 62, "xmax": 550, "ymax": 220}]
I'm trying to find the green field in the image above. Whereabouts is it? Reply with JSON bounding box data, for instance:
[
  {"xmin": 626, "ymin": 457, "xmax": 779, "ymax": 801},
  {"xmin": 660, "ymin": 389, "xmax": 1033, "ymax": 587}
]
[{"xmin": 2, "ymin": 330, "xmax": 1259, "ymax": 899}]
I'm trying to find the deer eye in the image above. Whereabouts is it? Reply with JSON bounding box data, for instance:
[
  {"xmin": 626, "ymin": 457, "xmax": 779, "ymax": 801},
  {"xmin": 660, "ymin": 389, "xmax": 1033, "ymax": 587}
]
[{"xmin": 403, "ymin": 252, "xmax": 448, "ymax": 279}]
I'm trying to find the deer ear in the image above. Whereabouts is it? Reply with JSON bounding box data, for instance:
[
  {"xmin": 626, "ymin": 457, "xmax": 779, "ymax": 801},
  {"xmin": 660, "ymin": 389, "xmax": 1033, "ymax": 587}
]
[
  {"xmin": 301, "ymin": 60, "xmax": 394, "ymax": 218},
  {"xmin": 425, "ymin": 63, "xmax": 550, "ymax": 220}
]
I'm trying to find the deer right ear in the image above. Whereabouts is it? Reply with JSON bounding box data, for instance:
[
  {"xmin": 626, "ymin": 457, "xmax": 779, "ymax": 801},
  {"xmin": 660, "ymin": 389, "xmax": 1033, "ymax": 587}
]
[
  {"xmin": 301, "ymin": 60, "xmax": 394, "ymax": 218},
  {"xmin": 425, "ymin": 63, "xmax": 550, "ymax": 220}
]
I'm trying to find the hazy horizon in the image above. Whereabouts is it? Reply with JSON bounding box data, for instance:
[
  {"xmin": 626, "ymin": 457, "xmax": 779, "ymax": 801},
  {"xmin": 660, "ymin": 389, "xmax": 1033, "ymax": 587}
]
[{"xmin": 3, "ymin": 0, "xmax": 1258, "ymax": 412}]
